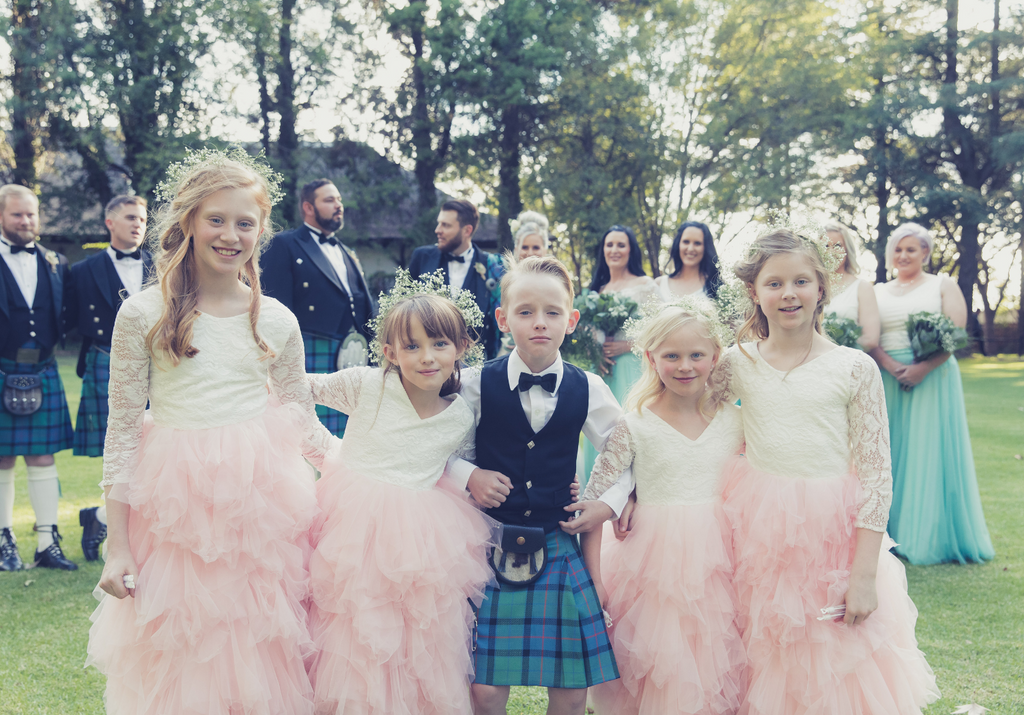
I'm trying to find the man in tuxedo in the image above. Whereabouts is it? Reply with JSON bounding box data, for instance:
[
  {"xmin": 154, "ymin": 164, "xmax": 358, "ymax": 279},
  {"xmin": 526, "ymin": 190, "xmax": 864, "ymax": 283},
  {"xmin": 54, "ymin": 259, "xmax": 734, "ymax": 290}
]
[
  {"xmin": 0, "ymin": 184, "xmax": 77, "ymax": 572},
  {"xmin": 407, "ymin": 200, "xmax": 504, "ymax": 360},
  {"xmin": 70, "ymin": 195, "xmax": 154, "ymax": 561},
  {"xmin": 262, "ymin": 179, "xmax": 375, "ymax": 437}
]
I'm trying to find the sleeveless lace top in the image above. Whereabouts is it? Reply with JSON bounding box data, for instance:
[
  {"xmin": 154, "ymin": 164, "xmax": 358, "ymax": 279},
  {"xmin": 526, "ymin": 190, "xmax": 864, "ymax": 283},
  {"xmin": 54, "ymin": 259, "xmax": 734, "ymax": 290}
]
[
  {"xmin": 652, "ymin": 274, "xmax": 713, "ymax": 305},
  {"xmin": 602, "ymin": 278, "xmax": 659, "ymax": 339},
  {"xmin": 309, "ymin": 367, "xmax": 475, "ymax": 491},
  {"xmin": 876, "ymin": 275, "xmax": 943, "ymax": 352},
  {"xmin": 724, "ymin": 344, "xmax": 892, "ymax": 532},
  {"xmin": 827, "ymin": 279, "xmax": 861, "ymax": 322},
  {"xmin": 582, "ymin": 403, "xmax": 743, "ymax": 506},
  {"xmin": 102, "ymin": 288, "xmax": 330, "ymax": 488}
]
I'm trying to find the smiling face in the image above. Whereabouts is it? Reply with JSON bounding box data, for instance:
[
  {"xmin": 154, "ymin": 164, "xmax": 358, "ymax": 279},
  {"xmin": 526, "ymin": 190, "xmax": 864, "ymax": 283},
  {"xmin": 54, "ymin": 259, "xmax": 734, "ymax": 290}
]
[
  {"xmin": 603, "ymin": 230, "xmax": 630, "ymax": 271},
  {"xmin": 677, "ymin": 226, "xmax": 705, "ymax": 269},
  {"xmin": 892, "ymin": 235, "xmax": 927, "ymax": 279},
  {"xmin": 0, "ymin": 194, "xmax": 39, "ymax": 246},
  {"xmin": 382, "ymin": 314, "xmax": 461, "ymax": 397},
  {"xmin": 648, "ymin": 321, "xmax": 718, "ymax": 402},
  {"xmin": 106, "ymin": 201, "xmax": 147, "ymax": 252},
  {"xmin": 517, "ymin": 233, "xmax": 546, "ymax": 259},
  {"xmin": 190, "ymin": 187, "xmax": 262, "ymax": 280},
  {"xmin": 497, "ymin": 272, "xmax": 578, "ymax": 372},
  {"xmin": 752, "ymin": 252, "xmax": 824, "ymax": 334}
]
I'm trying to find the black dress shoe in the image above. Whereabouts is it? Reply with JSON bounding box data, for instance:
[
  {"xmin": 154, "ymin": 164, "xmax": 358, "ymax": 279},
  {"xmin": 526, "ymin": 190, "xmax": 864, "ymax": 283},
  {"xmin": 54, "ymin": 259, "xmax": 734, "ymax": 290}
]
[
  {"xmin": 32, "ymin": 526, "xmax": 78, "ymax": 571},
  {"xmin": 79, "ymin": 507, "xmax": 107, "ymax": 562},
  {"xmin": 0, "ymin": 528, "xmax": 22, "ymax": 571}
]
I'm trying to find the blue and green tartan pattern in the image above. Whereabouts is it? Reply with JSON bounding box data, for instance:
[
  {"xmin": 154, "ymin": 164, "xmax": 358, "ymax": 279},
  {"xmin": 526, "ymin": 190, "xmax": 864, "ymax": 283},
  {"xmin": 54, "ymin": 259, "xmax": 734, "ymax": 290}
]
[
  {"xmin": 302, "ymin": 333, "xmax": 348, "ymax": 438},
  {"xmin": 73, "ymin": 346, "xmax": 110, "ymax": 457},
  {"xmin": 0, "ymin": 357, "xmax": 74, "ymax": 456},
  {"xmin": 473, "ymin": 529, "xmax": 619, "ymax": 688}
]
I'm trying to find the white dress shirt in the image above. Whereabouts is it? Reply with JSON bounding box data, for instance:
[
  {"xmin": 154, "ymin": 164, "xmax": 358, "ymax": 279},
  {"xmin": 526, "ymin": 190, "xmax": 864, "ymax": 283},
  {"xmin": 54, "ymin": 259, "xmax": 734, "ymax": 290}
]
[
  {"xmin": 106, "ymin": 246, "xmax": 144, "ymax": 296},
  {"xmin": 305, "ymin": 223, "xmax": 353, "ymax": 296},
  {"xmin": 0, "ymin": 237, "xmax": 38, "ymax": 307},
  {"xmin": 448, "ymin": 350, "xmax": 634, "ymax": 517},
  {"xmin": 446, "ymin": 245, "xmax": 474, "ymax": 296}
]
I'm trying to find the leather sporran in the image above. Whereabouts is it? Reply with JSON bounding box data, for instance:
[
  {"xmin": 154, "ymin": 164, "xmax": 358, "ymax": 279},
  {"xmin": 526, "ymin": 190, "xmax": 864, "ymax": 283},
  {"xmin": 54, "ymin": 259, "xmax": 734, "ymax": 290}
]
[
  {"xmin": 2, "ymin": 372, "xmax": 43, "ymax": 416},
  {"xmin": 489, "ymin": 525, "xmax": 548, "ymax": 587}
]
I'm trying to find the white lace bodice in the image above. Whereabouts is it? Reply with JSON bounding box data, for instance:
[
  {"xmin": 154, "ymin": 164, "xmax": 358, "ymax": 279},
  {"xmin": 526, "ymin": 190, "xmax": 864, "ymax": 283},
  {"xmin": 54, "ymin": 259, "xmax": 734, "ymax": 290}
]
[
  {"xmin": 724, "ymin": 344, "xmax": 892, "ymax": 532},
  {"xmin": 652, "ymin": 274, "xmax": 712, "ymax": 305},
  {"xmin": 876, "ymin": 275, "xmax": 943, "ymax": 352},
  {"xmin": 582, "ymin": 404, "xmax": 743, "ymax": 506},
  {"xmin": 827, "ymin": 279, "xmax": 861, "ymax": 322},
  {"xmin": 309, "ymin": 367, "xmax": 475, "ymax": 491},
  {"xmin": 102, "ymin": 288, "xmax": 331, "ymax": 488}
]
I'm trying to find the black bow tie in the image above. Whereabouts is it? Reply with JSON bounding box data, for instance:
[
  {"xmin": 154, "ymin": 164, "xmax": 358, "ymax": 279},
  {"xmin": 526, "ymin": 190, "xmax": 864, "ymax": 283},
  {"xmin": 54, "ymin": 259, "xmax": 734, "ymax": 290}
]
[
  {"xmin": 518, "ymin": 372, "xmax": 557, "ymax": 393},
  {"xmin": 114, "ymin": 248, "xmax": 142, "ymax": 260},
  {"xmin": 444, "ymin": 252, "xmax": 465, "ymax": 264},
  {"xmin": 9, "ymin": 243, "xmax": 36, "ymax": 255},
  {"xmin": 318, "ymin": 234, "xmax": 338, "ymax": 247}
]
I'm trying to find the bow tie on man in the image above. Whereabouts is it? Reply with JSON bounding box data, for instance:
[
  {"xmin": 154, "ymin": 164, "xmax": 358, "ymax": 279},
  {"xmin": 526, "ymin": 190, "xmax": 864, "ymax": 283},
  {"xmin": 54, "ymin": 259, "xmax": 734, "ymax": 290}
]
[
  {"xmin": 114, "ymin": 248, "xmax": 142, "ymax": 260},
  {"xmin": 443, "ymin": 252, "xmax": 465, "ymax": 264},
  {"xmin": 10, "ymin": 243, "xmax": 36, "ymax": 255},
  {"xmin": 518, "ymin": 372, "xmax": 557, "ymax": 393},
  {"xmin": 318, "ymin": 234, "xmax": 339, "ymax": 247}
]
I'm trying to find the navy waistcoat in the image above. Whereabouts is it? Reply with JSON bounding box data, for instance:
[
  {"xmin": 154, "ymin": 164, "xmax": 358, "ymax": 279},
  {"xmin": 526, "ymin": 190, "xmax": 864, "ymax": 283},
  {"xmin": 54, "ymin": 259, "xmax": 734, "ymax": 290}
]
[
  {"xmin": 0, "ymin": 258, "xmax": 56, "ymax": 352},
  {"xmin": 476, "ymin": 356, "xmax": 589, "ymax": 531}
]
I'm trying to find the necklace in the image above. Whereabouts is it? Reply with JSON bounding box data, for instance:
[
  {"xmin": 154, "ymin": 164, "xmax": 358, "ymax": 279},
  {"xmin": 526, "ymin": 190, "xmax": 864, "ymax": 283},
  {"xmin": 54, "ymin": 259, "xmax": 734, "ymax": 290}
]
[{"xmin": 891, "ymin": 273, "xmax": 924, "ymax": 295}]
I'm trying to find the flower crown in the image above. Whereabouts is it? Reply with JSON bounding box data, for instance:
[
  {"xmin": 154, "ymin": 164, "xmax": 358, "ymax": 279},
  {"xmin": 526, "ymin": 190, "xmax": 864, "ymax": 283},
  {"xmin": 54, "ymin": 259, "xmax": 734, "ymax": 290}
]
[
  {"xmin": 624, "ymin": 295, "xmax": 734, "ymax": 360},
  {"xmin": 154, "ymin": 147, "xmax": 285, "ymax": 206},
  {"xmin": 367, "ymin": 268, "xmax": 486, "ymax": 367}
]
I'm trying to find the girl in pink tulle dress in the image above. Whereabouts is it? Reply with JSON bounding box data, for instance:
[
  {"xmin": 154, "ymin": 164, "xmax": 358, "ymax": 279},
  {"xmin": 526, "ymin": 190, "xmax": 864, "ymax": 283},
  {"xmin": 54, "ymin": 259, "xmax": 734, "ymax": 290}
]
[
  {"xmin": 305, "ymin": 288, "xmax": 497, "ymax": 715},
  {"xmin": 575, "ymin": 299, "xmax": 747, "ymax": 715},
  {"xmin": 722, "ymin": 229, "xmax": 939, "ymax": 714},
  {"xmin": 86, "ymin": 153, "xmax": 331, "ymax": 714}
]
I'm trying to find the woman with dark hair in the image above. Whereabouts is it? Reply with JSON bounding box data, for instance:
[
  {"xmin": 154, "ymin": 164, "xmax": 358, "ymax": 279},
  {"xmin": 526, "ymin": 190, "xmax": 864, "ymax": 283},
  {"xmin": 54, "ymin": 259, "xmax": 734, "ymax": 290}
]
[{"xmin": 653, "ymin": 221, "xmax": 722, "ymax": 301}]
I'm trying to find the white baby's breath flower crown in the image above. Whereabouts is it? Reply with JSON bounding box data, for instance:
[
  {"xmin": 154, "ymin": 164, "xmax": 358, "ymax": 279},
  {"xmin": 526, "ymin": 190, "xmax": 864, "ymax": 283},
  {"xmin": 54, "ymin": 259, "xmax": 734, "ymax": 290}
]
[
  {"xmin": 624, "ymin": 295, "xmax": 735, "ymax": 360},
  {"xmin": 154, "ymin": 147, "xmax": 284, "ymax": 206},
  {"xmin": 368, "ymin": 268, "xmax": 486, "ymax": 367}
]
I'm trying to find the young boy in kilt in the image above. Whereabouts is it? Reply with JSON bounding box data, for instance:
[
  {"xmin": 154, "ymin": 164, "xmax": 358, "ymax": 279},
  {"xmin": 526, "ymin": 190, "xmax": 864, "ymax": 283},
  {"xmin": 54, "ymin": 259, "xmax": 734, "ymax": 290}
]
[
  {"xmin": 69, "ymin": 195, "xmax": 154, "ymax": 561},
  {"xmin": 448, "ymin": 255, "xmax": 632, "ymax": 715},
  {"xmin": 0, "ymin": 185, "xmax": 77, "ymax": 572}
]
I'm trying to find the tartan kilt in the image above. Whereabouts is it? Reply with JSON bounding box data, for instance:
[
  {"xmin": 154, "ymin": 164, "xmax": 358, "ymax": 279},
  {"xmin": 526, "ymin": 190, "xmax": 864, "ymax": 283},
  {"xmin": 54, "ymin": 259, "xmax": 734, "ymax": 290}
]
[
  {"xmin": 0, "ymin": 357, "xmax": 74, "ymax": 456},
  {"xmin": 473, "ymin": 529, "xmax": 619, "ymax": 688},
  {"xmin": 303, "ymin": 333, "xmax": 347, "ymax": 438},
  {"xmin": 73, "ymin": 345, "xmax": 110, "ymax": 457}
]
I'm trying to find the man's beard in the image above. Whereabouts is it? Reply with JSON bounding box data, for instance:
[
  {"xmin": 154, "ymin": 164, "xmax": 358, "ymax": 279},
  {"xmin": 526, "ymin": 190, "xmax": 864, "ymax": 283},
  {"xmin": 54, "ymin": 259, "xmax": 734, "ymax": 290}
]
[
  {"xmin": 316, "ymin": 209, "xmax": 343, "ymax": 234},
  {"xmin": 0, "ymin": 224, "xmax": 36, "ymax": 245}
]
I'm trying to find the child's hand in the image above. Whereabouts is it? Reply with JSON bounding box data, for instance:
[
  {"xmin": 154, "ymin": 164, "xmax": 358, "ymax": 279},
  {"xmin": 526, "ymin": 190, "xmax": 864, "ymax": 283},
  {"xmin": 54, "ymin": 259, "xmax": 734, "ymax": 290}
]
[
  {"xmin": 559, "ymin": 500, "xmax": 614, "ymax": 535},
  {"xmin": 467, "ymin": 468, "xmax": 513, "ymax": 509},
  {"xmin": 613, "ymin": 492, "xmax": 637, "ymax": 541},
  {"xmin": 842, "ymin": 574, "xmax": 878, "ymax": 626},
  {"xmin": 98, "ymin": 550, "xmax": 139, "ymax": 600},
  {"xmin": 570, "ymin": 474, "xmax": 581, "ymax": 502}
]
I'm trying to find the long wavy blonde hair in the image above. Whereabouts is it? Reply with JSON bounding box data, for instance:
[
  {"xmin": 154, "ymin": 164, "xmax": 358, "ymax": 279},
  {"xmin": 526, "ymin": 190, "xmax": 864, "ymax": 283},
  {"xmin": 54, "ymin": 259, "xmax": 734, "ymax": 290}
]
[
  {"xmin": 145, "ymin": 159, "xmax": 275, "ymax": 364},
  {"xmin": 625, "ymin": 305, "xmax": 731, "ymax": 421}
]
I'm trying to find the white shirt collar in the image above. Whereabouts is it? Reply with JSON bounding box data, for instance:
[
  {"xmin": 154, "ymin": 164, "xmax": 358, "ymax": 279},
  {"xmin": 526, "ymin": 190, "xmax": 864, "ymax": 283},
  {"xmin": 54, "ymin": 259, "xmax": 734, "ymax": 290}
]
[
  {"xmin": 304, "ymin": 222, "xmax": 334, "ymax": 240},
  {"xmin": 506, "ymin": 348, "xmax": 564, "ymax": 393},
  {"xmin": 0, "ymin": 236, "xmax": 31, "ymax": 256},
  {"xmin": 105, "ymin": 245, "xmax": 142, "ymax": 261}
]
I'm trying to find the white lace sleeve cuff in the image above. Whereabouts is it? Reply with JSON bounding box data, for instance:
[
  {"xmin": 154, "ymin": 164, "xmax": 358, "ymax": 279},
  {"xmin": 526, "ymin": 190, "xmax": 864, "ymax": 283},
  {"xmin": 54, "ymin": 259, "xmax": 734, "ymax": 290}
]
[
  {"xmin": 848, "ymin": 354, "xmax": 893, "ymax": 532},
  {"xmin": 269, "ymin": 324, "xmax": 334, "ymax": 468},
  {"xmin": 582, "ymin": 418, "xmax": 636, "ymax": 502},
  {"xmin": 309, "ymin": 366, "xmax": 372, "ymax": 414}
]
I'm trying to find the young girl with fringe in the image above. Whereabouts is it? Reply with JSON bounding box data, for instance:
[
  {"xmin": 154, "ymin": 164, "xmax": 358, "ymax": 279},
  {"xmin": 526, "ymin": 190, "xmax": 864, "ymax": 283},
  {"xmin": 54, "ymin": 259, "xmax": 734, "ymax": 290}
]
[
  {"xmin": 305, "ymin": 273, "xmax": 498, "ymax": 715},
  {"xmin": 574, "ymin": 299, "xmax": 747, "ymax": 715},
  {"xmin": 86, "ymin": 150, "xmax": 330, "ymax": 714},
  {"xmin": 721, "ymin": 229, "xmax": 939, "ymax": 714}
]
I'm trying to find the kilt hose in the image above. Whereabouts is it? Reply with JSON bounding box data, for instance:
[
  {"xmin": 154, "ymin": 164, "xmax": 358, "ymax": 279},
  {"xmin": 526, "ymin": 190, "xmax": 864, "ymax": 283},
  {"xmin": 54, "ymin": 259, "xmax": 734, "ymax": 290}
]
[
  {"xmin": 73, "ymin": 345, "xmax": 110, "ymax": 457},
  {"xmin": 473, "ymin": 529, "xmax": 619, "ymax": 689},
  {"xmin": 303, "ymin": 333, "xmax": 347, "ymax": 438},
  {"xmin": 0, "ymin": 356, "xmax": 74, "ymax": 456}
]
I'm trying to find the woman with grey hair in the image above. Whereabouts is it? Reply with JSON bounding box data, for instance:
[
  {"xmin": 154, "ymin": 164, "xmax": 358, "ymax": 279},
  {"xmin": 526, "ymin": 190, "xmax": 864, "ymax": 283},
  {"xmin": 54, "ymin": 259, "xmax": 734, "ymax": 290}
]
[
  {"xmin": 824, "ymin": 222, "xmax": 880, "ymax": 350},
  {"xmin": 870, "ymin": 222, "xmax": 993, "ymax": 564},
  {"xmin": 512, "ymin": 210, "xmax": 549, "ymax": 259}
]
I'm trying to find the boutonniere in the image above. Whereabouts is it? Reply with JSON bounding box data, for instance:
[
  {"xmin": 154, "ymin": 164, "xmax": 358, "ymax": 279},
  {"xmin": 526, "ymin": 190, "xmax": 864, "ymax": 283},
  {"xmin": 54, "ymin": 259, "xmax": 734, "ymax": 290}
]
[
  {"xmin": 344, "ymin": 246, "xmax": 364, "ymax": 274},
  {"xmin": 43, "ymin": 249, "xmax": 59, "ymax": 274},
  {"xmin": 474, "ymin": 262, "xmax": 487, "ymax": 279}
]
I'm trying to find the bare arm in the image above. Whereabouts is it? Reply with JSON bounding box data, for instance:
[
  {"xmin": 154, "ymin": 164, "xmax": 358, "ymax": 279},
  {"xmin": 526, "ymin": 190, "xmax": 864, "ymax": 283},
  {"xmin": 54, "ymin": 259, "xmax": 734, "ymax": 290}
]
[
  {"xmin": 97, "ymin": 487, "xmax": 137, "ymax": 599},
  {"xmin": 856, "ymin": 280, "xmax": 881, "ymax": 352},
  {"xmin": 843, "ymin": 528, "xmax": 882, "ymax": 625}
]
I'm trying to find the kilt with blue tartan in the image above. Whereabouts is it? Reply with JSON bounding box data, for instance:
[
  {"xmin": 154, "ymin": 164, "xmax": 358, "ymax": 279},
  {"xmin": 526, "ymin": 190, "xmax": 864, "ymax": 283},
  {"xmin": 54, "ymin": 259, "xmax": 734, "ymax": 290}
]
[
  {"xmin": 0, "ymin": 356, "xmax": 74, "ymax": 456},
  {"xmin": 303, "ymin": 333, "xmax": 347, "ymax": 437},
  {"xmin": 473, "ymin": 529, "xmax": 619, "ymax": 688},
  {"xmin": 73, "ymin": 345, "xmax": 110, "ymax": 457}
]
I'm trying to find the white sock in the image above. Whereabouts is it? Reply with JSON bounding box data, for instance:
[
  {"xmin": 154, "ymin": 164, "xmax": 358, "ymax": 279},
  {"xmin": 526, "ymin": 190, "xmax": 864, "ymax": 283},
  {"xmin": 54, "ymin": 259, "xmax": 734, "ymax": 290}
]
[
  {"xmin": 95, "ymin": 505, "xmax": 107, "ymax": 525},
  {"xmin": 0, "ymin": 467, "xmax": 14, "ymax": 531},
  {"xmin": 26, "ymin": 464, "xmax": 59, "ymax": 551}
]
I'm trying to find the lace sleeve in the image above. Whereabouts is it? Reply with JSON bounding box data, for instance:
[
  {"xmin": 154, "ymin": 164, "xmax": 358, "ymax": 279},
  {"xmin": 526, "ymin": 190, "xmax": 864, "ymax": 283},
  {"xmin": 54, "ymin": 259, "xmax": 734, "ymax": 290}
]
[
  {"xmin": 308, "ymin": 367, "xmax": 372, "ymax": 414},
  {"xmin": 847, "ymin": 354, "xmax": 893, "ymax": 532},
  {"xmin": 101, "ymin": 300, "xmax": 152, "ymax": 500},
  {"xmin": 268, "ymin": 322, "xmax": 334, "ymax": 468},
  {"xmin": 582, "ymin": 418, "xmax": 636, "ymax": 502}
]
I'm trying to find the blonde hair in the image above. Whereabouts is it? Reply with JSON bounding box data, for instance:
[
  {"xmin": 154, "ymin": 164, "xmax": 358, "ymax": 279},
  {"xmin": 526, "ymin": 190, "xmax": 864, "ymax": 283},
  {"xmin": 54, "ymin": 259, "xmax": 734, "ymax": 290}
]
[
  {"xmin": 625, "ymin": 305, "xmax": 730, "ymax": 421},
  {"xmin": 500, "ymin": 253, "xmax": 574, "ymax": 309},
  {"xmin": 512, "ymin": 210, "xmax": 549, "ymax": 255},
  {"xmin": 146, "ymin": 158, "xmax": 276, "ymax": 365},
  {"xmin": 378, "ymin": 294, "xmax": 473, "ymax": 397},
  {"xmin": 824, "ymin": 221, "xmax": 862, "ymax": 275},
  {"xmin": 885, "ymin": 222, "xmax": 933, "ymax": 270},
  {"xmin": 0, "ymin": 184, "xmax": 37, "ymax": 213},
  {"xmin": 733, "ymin": 229, "xmax": 832, "ymax": 356}
]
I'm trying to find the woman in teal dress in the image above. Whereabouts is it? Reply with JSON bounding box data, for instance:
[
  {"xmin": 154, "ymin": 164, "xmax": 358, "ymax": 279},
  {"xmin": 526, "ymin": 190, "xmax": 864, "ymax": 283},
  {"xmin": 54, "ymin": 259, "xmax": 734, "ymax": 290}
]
[
  {"xmin": 870, "ymin": 222, "xmax": 993, "ymax": 565},
  {"xmin": 580, "ymin": 225, "xmax": 657, "ymax": 484}
]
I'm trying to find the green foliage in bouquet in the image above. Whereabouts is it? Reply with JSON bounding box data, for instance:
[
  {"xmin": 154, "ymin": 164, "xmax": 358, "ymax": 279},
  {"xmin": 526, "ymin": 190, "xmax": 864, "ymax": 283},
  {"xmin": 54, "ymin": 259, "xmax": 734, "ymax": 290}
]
[
  {"xmin": 906, "ymin": 311, "xmax": 969, "ymax": 362},
  {"xmin": 824, "ymin": 313, "xmax": 863, "ymax": 349},
  {"xmin": 560, "ymin": 289, "xmax": 640, "ymax": 371}
]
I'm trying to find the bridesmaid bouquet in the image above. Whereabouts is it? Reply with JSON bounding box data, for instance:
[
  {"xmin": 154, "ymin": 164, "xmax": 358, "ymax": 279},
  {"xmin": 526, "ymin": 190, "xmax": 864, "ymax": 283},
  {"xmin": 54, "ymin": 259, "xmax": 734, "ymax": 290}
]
[
  {"xmin": 906, "ymin": 311, "xmax": 968, "ymax": 362},
  {"xmin": 561, "ymin": 290, "xmax": 640, "ymax": 371},
  {"xmin": 824, "ymin": 313, "xmax": 862, "ymax": 349}
]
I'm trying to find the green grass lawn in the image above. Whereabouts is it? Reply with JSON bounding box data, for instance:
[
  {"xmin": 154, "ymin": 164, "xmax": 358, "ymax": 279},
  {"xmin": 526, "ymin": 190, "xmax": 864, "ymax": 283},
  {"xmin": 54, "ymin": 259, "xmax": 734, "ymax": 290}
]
[{"xmin": 1, "ymin": 355, "xmax": 1021, "ymax": 714}]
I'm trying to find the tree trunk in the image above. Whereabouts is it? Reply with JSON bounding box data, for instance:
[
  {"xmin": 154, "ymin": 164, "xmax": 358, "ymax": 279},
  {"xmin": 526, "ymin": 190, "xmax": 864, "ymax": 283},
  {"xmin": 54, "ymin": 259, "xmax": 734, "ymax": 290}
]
[
  {"xmin": 9, "ymin": 0, "xmax": 39, "ymax": 189},
  {"xmin": 496, "ymin": 105, "xmax": 523, "ymax": 254},
  {"xmin": 277, "ymin": 0, "xmax": 298, "ymax": 225},
  {"xmin": 255, "ymin": 43, "xmax": 273, "ymax": 157}
]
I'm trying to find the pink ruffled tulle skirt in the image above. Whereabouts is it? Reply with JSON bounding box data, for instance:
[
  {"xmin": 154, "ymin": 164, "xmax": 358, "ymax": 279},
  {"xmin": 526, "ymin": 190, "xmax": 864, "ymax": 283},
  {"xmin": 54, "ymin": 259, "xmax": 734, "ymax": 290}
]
[
  {"xmin": 589, "ymin": 502, "xmax": 746, "ymax": 715},
  {"xmin": 307, "ymin": 454, "xmax": 497, "ymax": 715},
  {"xmin": 85, "ymin": 402, "xmax": 319, "ymax": 715},
  {"xmin": 721, "ymin": 458, "xmax": 940, "ymax": 715}
]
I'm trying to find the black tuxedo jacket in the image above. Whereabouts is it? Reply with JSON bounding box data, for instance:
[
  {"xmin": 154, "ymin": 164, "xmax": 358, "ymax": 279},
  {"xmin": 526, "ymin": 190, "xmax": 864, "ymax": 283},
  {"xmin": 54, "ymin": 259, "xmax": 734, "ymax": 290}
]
[
  {"xmin": 261, "ymin": 226, "xmax": 374, "ymax": 341},
  {"xmin": 0, "ymin": 246, "xmax": 72, "ymax": 355}
]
